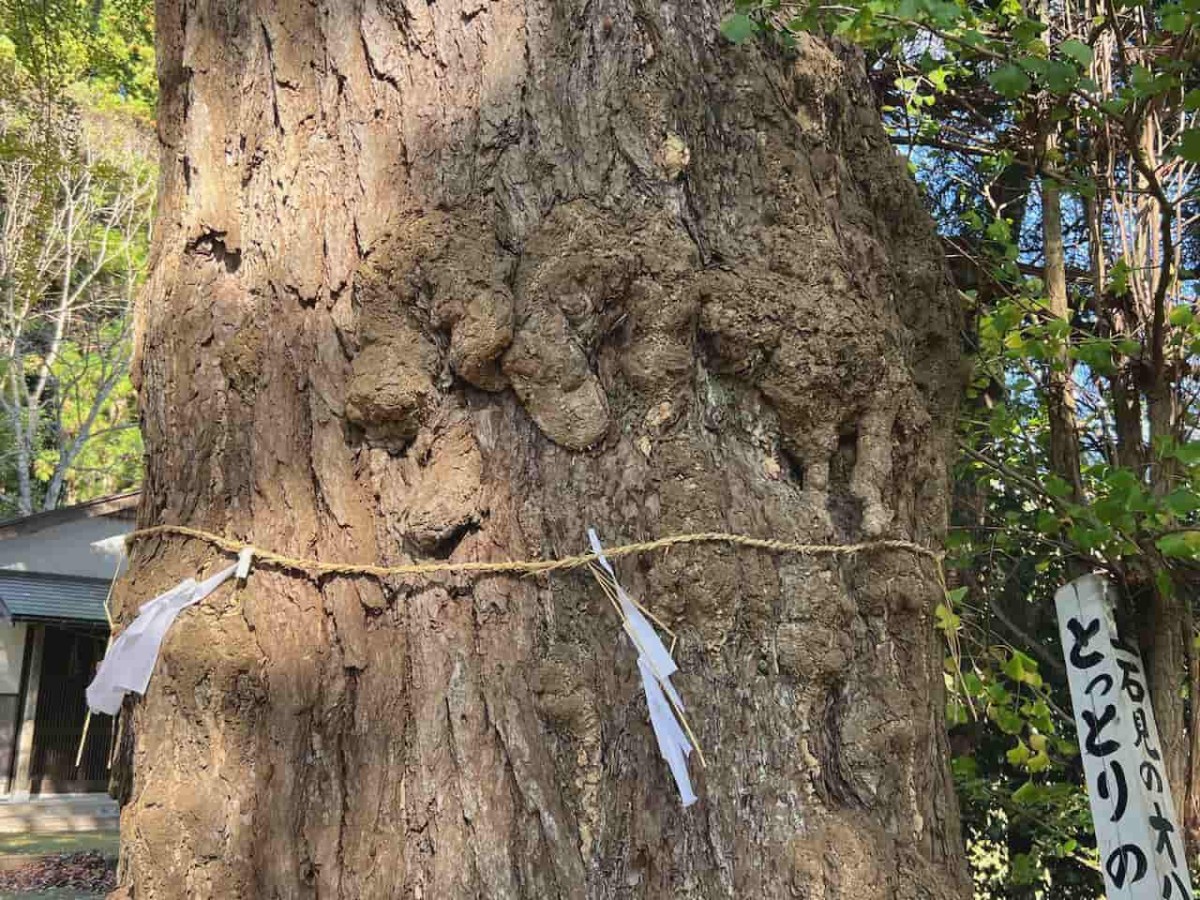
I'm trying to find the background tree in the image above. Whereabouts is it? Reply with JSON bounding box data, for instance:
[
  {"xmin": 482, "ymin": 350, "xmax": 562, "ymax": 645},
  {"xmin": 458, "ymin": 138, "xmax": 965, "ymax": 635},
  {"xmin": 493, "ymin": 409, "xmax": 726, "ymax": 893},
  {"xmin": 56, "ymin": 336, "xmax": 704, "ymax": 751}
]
[
  {"xmin": 724, "ymin": 0, "xmax": 1199, "ymax": 893},
  {"xmin": 0, "ymin": 0, "xmax": 154, "ymax": 516},
  {"xmin": 114, "ymin": 0, "xmax": 968, "ymax": 896}
]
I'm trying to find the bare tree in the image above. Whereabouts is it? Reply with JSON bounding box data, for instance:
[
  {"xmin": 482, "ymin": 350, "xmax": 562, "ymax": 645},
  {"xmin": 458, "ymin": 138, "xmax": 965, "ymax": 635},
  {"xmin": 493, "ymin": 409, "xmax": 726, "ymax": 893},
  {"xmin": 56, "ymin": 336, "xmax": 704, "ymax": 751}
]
[{"xmin": 0, "ymin": 88, "xmax": 153, "ymax": 515}]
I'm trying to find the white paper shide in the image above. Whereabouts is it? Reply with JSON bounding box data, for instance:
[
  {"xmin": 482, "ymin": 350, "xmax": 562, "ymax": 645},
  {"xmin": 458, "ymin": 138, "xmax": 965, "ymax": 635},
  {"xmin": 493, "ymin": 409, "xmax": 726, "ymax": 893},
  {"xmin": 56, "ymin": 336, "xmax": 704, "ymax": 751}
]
[
  {"xmin": 88, "ymin": 532, "xmax": 703, "ymax": 808},
  {"xmin": 86, "ymin": 563, "xmax": 239, "ymax": 715},
  {"xmin": 588, "ymin": 529, "xmax": 697, "ymax": 807},
  {"xmin": 1055, "ymin": 573, "xmax": 1193, "ymax": 899}
]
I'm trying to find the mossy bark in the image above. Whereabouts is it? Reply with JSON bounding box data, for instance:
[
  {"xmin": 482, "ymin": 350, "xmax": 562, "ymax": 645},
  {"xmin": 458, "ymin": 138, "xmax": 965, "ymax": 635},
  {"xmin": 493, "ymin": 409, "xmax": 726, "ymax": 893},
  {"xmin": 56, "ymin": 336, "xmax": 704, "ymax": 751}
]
[{"xmin": 117, "ymin": 1, "xmax": 969, "ymax": 896}]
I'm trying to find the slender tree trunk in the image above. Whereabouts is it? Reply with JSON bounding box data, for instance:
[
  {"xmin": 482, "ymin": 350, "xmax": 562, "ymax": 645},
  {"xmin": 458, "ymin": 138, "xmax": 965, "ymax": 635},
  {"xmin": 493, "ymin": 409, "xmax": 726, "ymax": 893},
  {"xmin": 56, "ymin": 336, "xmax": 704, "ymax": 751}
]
[
  {"xmin": 11, "ymin": 397, "xmax": 32, "ymax": 517},
  {"xmin": 1143, "ymin": 424, "xmax": 1193, "ymax": 835},
  {"xmin": 1040, "ymin": 166, "xmax": 1084, "ymax": 503},
  {"xmin": 118, "ymin": 2, "xmax": 968, "ymax": 896}
]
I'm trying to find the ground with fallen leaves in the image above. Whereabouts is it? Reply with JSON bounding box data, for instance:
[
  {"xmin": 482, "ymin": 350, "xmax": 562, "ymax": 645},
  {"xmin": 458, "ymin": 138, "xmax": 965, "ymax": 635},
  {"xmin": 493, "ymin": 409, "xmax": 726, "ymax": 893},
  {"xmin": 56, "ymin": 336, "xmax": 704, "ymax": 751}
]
[{"xmin": 0, "ymin": 851, "xmax": 115, "ymax": 895}]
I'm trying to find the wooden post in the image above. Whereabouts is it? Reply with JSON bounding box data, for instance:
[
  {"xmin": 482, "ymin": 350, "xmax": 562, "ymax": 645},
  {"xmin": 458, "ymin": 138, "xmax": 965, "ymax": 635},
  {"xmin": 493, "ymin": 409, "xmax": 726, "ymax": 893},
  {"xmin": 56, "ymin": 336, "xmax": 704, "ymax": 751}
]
[
  {"xmin": 1056, "ymin": 574, "xmax": 1194, "ymax": 898},
  {"xmin": 11, "ymin": 624, "xmax": 44, "ymax": 799},
  {"xmin": 75, "ymin": 561, "xmax": 120, "ymax": 771}
]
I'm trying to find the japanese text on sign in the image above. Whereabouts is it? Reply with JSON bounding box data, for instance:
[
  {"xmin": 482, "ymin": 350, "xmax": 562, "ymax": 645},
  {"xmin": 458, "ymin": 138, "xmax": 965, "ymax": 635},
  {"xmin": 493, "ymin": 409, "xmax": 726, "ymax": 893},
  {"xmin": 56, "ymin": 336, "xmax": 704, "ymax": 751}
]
[{"xmin": 1056, "ymin": 574, "xmax": 1193, "ymax": 899}]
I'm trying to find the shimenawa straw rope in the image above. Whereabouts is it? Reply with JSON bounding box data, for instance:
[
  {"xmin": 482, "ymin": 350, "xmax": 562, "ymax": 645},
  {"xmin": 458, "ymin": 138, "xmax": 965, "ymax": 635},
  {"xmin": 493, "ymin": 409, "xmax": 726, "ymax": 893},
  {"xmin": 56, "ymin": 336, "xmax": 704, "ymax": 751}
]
[
  {"xmin": 113, "ymin": 525, "xmax": 948, "ymax": 798},
  {"xmin": 126, "ymin": 524, "xmax": 944, "ymax": 579}
]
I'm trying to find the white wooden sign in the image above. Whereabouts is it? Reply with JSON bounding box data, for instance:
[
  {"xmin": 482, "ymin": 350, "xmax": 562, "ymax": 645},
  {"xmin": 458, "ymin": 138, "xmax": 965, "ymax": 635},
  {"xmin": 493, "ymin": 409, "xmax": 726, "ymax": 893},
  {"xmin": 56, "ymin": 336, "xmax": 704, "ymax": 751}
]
[{"xmin": 1056, "ymin": 573, "xmax": 1194, "ymax": 898}]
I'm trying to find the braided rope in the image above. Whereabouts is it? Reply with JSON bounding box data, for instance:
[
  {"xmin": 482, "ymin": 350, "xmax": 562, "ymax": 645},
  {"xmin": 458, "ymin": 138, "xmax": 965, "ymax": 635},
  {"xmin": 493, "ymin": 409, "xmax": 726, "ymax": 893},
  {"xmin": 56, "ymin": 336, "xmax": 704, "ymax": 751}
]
[{"xmin": 126, "ymin": 524, "xmax": 944, "ymax": 579}]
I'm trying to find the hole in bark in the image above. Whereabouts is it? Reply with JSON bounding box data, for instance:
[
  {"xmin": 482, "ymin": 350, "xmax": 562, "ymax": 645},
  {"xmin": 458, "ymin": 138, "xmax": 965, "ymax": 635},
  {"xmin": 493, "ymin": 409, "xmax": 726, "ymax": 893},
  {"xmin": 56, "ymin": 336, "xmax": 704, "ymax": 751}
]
[
  {"xmin": 836, "ymin": 423, "xmax": 858, "ymax": 469},
  {"xmin": 187, "ymin": 231, "xmax": 242, "ymax": 273},
  {"xmin": 827, "ymin": 422, "xmax": 862, "ymax": 535},
  {"xmin": 781, "ymin": 447, "xmax": 805, "ymax": 489},
  {"xmin": 426, "ymin": 518, "xmax": 482, "ymax": 560}
]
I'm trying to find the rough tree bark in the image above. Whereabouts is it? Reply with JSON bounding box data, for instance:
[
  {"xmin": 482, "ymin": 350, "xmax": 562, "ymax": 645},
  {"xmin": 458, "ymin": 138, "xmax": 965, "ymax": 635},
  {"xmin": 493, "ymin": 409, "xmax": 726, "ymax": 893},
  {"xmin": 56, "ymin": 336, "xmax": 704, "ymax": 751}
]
[{"xmin": 117, "ymin": 1, "xmax": 968, "ymax": 896}]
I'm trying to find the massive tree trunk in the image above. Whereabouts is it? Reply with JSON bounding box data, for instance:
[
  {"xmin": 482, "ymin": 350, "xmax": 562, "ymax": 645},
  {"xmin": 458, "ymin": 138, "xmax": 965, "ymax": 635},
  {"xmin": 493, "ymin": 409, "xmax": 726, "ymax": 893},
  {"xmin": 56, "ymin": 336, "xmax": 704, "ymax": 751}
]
[{"xmin": 118, "ymin": 1, "xmax": 967, "ymax": 896}]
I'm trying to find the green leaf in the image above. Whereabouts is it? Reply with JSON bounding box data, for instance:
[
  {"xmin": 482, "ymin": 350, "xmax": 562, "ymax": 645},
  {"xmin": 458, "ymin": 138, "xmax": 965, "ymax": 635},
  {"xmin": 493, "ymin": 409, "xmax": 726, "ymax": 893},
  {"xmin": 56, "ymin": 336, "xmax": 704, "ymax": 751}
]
[
  {"xmin": 1059, "ymin": 39, "xmax": 1093, "ymax": 67},
  {"xmin": 1019, "ymin": 56, "xmax": 1050, "ymax": 77},
  {"xmin": 952, "ymin": 755, "xmax": 979, "ymax": 778},
  {"xmin": 1045, "ymin": 474, "xmax": 1074, "ymax": 498},
  {"xmin": 1026, "ymin": 750, "xmax": 1051, "ymax": 772},
  {"xmin": 1073, "ymin": 339, "xmax": 1116, "ymax": 375},
  {"xmin": 1163, "ymin": 8, "xmax": 1189, "ymax": 31},
  {"xmin": 985, "ymin": 217, "xmax": 1013, "ymax": 244},
  {"xmin": 1130, "ymin": 65, "xmax": 1164, "ymax": 97},
  {"xmin": 1169, "ymin": 305, "xmax": 1195, "ymax": 327},
  {"xmin": 1011, "ymin": 852, "xmax": 1042, "ymax": 885},
  {"xmin": 1007, "ymin": 739, "xmax": 1032, "ymax": 766},
  {"xmin": 1004, "ymin": 331, "xmax": 1027, "ymax": 352},
  {"xmin": 1054, "ymin": 737, "xmax": 1079, "ymax": 757},
  {"xmin": 1109, "ymin": 258, "xmax": 1132, "ymax": 296},
  {"xmin": 1176, "ymin": 442, "xmax": 1200, "ymax": 465},
  {"xmin": 962, "ymin": 671, "xmax": 985, "ymax": 697},
  {"xmin": 1022, "ymin": 700, "xmax": 1052, "ymax": 731},
  {"xmin": 1165, "ymin": 488, "xmax": 1200, "ymax": 517},
  {"xmin": 1176, "ymin": 128, "xmax": 1200, "ymax": 163},
  {"xmin": 1101, "ymin": 97, "xmax": 1131, "ymax": 117},
  {"xmin": 1012, "ymin": 781, "xmax": 1043, "ymax": 804},
  {"xmin": 1056, "ymin": 838, "xmax": 1079, "ymax": 856},
  {"xmin": 925, "ymin": 0, "xmax": 963, "ymax": 26},
  {"xmin": 1042, "ymin": 60, "xmax": 1078, "ymax": 93},
  {"xmin": 992, "ymin": 706, "xmax": 1025, "ymax": 735},
  {"xmin": 989, "ymin": 63, "xmax": 1031, "ymax": 98},
  {"xmin": 720, "ymin": 13, "xmax": 756, "ymax": 43},
  {"xmin": 1069, "ymin": 522, "xmax": 1114, "ymax": 550},
  {"xmin": 1004, "ymin": 650, "xmax": 1043, "ymax": 687},
  {"xmin": 1158, "ymin": 532, "xmax": 1200, "ymax": 558},
  {"xmin": 935, "ymin": 603, "xmax": 962, "ymax": 632},
  {"xmin": 1011, "ymin": 18, "xmax": 1049, "ymax": 44}
]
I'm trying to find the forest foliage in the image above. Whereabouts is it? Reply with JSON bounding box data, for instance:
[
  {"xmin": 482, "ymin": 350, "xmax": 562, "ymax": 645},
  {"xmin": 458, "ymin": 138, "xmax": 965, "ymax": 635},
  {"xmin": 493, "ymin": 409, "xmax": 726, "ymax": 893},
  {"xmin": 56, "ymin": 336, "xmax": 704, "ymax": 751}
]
[{"xmin": 0, "ymin": 0, "xmax": 155, "ymax": 516}]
